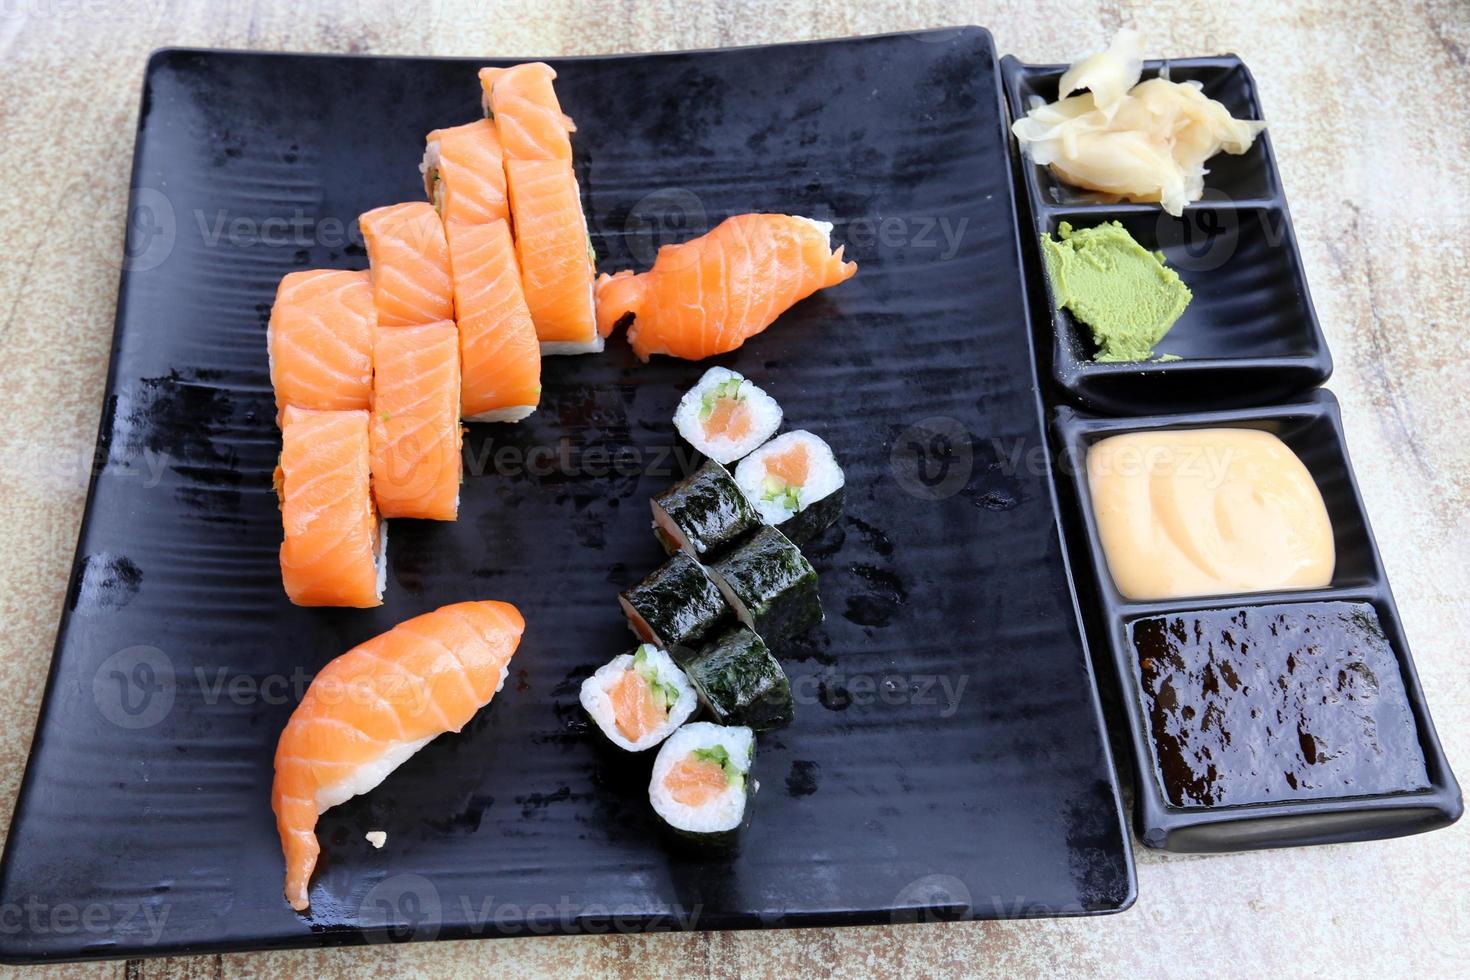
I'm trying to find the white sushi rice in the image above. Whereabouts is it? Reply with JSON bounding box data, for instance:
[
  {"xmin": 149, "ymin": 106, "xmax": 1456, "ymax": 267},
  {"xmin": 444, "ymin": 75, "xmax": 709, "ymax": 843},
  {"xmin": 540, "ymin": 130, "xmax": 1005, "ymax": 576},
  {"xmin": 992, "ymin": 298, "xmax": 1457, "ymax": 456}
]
[
  {"xmin": 579, "ymin": 645, "xmax": 698, "ymax": 752},
  {"xmin": 373, "ymin": 519, "xmax": 389, "ymax": 603},
  {"xmin": 419, "ymin": 139, "xmax": 443, "ymax": 208},
  {"xmin": 734, "ymin": 430, "xmax": 845, "ymax": 526},
  {"xmin": 674, "ymin": 367, "xmax": 783, "ymax": 464},
  {"xmin": 465, "ymin": 404, "xmax": 538, "ymax": 424},
  {"xmin": 648, "ymin": 723, "xmax": 754, "ymax": 834}
]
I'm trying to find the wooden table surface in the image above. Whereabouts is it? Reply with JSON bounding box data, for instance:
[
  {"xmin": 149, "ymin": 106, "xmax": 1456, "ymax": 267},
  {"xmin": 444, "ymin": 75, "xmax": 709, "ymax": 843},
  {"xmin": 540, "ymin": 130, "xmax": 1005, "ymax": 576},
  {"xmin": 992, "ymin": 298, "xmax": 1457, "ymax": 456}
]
[{"xmin": 1, "ymin": 1, "xmax": 1466, "ymax": 976}]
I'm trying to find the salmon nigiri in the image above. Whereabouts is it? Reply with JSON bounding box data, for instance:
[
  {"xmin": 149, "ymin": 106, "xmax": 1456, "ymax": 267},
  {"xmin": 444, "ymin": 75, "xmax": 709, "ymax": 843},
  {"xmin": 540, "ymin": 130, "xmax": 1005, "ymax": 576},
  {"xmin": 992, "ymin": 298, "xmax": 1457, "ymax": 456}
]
[
  {"xmin": 478, "ymin": 62, "xmax": 575, "ymax": 162},
  {"xmin": 360, "ymin": 202, "xmax": 455, "ymax": 327},
  {"xmin": 369, "ymin": 322, "xmax": 462, "ymax": 520},
  {"xmin": 422, "ymin": 119, "xmax": 510, "ymax": 226},
  {"xmin": 267, "ymin": 270, "xmax": 375, "ymax": 422},
  {"xmin": 505, "ymin": 159, "xmax": 599, "ymax": 354},
  {"xmin": 595, "ymin": 213, "xmax": 858, "ymax": 362},
  {"xmin": 276, "ymin": 406, "xmax": 385, "ymax": 608},
  {"xmin": 273, "ymin": 600, "xmax": 524, "ymax": 911},
  {"xmin": 446, "ymin": 220, "xmax": 541, "ymax": 421}
]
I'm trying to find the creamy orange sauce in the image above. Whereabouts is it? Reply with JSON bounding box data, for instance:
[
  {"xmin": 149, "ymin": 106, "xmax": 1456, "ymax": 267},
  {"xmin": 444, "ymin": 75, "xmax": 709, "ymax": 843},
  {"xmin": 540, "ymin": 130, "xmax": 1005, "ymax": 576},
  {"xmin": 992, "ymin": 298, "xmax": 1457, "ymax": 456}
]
[
  {"xmin": 1086, "ymin": 428, "xmax": 1335, "ymax": 600},
  {"xmin": 665, "ymin": 755, "xmax": 728, "ymax": 806}
]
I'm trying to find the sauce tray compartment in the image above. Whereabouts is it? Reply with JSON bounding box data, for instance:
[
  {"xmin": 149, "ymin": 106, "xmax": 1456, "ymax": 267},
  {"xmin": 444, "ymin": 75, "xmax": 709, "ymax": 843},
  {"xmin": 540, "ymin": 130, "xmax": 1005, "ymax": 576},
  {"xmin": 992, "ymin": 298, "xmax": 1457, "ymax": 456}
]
[
  {"xmin": 1000, "ymin": 55, "xmax": 1332, "ymax": 415},
  {"xmin": 1051, "ymin": 390, "xmax": 1462, "ymax": 850}
]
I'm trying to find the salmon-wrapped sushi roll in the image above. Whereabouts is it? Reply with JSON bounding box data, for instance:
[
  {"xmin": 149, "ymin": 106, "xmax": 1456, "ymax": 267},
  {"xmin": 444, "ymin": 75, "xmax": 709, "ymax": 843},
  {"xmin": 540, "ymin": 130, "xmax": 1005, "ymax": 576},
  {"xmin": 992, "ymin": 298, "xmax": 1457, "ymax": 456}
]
[
  {"xmin": 445, "ymin": 220, "xmax": 541, "ymax": 422},
  {"xmin": 369, "ymin": 322, "xmax": 462, "ymax": 520},
  {"xmin": 360, "ymin": 202, "xmax": 455, "ymax": 327},
  {"xmin": 276, "ymin": 407, "xmax": 385, "ymax": 608},
  {"xmin": 273, "ymin": 600, "xmax": 524, "ymax": 910},
  {"xmin": 267, "ymin": 270, "xmax": 375, "ymax": 422},
  {"xmin": 480, "ymin": 63, "xmax": 599, "ymax": 355},
  {"xmin": 595, "ymin": 213, "xmax": 857, "ymax": 362},
  {"xmin": 422, "ymin": 120, "xmax": 510, "ymax": 226}
]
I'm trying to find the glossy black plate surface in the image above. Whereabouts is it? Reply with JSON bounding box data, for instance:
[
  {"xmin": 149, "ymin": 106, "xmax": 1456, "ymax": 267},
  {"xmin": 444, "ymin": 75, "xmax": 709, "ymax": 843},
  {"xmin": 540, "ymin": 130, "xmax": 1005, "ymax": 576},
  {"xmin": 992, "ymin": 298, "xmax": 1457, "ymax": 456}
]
[
  {"xmin": 1001, "ymin": 55, "xmax": 1333, "ymax": 415},
  {"xmin": 1053, "ymin": 391, "xmax": 1461, "ymax": 850},
  {"xmin": 0, "ymin": 29, "xmax": 1133, "ymax": 962}
]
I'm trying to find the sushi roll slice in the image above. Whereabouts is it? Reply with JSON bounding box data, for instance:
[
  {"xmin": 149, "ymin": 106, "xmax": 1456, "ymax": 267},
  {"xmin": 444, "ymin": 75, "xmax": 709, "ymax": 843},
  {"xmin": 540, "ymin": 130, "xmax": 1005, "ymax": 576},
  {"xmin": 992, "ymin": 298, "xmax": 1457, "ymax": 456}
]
[
  {"xmin": 445, "ymin": 219, "xmax": 542, "ymax": 422},
  {"xmin": 579, "ymin": 644, "xmax": 699, "ymax": 752},
  {"xmin": 734, "ymin": 430, "xmax": 846, "ymax": 543},
  {"xmin": 707, "ymin": 526, "xmax": 823, "ymax": 641},
  {"xmin": 648, "ymin": 722, "xmax": 755, "ymax": 842},
  {"xmin": 618, "ymin": 551, "xmax": 731, "ymax": 662},
  {"xmin": 369, "ymin": 322, "xmax": 463, "ymax": 521},
  {"xmin": 359, "ymin": 202, "xmax": 455, "ymax": 327},
  {"xmin": 651, "ymin": 459, "xmax": 760, "ymax": 560},
  {"xmin": 277, "ymin": 407, "xmax": 387, "ymax": 608},
  {"xmin": 422, "ymin": 119, "xmax": 510, "ymax": 226},
  {"xmin": 684, "ymin": 626, "xmax": 794, "ymax": 731},
  {"xmin": 673, "ymin": 367, "xmax": 783, "ymax": 465},
  {"xmin": 267, "ymin": 270, "xmax": 375, "ymax": 423}
]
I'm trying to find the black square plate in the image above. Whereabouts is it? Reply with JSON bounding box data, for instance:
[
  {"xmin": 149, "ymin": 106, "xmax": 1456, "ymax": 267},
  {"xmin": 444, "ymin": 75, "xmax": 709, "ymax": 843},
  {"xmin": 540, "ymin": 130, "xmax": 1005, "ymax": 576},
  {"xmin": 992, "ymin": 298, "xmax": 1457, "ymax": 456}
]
[
  {"xmin": 1053, "ymin": 390, "xmax": 1461, "ymax": 850},
  {"xmin": 1001, "ymin": 55, "xmax": 1333, "ymax": 415},
  {"xmin": 0, "ymin": 29, "xmax": 1134, "ymax": 963}
]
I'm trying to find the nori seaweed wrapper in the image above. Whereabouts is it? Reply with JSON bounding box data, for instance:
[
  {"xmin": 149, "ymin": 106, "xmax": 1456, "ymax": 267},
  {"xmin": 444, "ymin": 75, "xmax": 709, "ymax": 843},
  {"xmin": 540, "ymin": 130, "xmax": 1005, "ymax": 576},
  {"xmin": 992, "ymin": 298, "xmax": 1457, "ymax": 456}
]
[
  {"xmin": 651, "ymin": 460, "xmax": 760, "ymax": 559},
  {"xmin": 685, "ymin": 626, "xmax": 793, "ymax": 731},
  {"xmin": 709, "ymin": 526, "xmax": 823, "ymax": 640},
  {"xmin": 619, "ymin": 551, "xmax": 732, "ymax": 663}
]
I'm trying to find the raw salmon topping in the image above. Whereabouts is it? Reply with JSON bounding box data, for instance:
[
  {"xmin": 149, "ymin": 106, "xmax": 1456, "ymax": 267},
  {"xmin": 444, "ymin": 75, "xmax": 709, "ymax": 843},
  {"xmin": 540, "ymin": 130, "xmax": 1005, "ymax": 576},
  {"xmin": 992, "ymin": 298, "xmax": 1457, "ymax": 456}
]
[
  {"xmin": 666, "ymin": 755, "xmax": 731, "ymax": 807},
  {"xmin": 609, "ymin": 669, "xmax": 667, "ymax": 742}
]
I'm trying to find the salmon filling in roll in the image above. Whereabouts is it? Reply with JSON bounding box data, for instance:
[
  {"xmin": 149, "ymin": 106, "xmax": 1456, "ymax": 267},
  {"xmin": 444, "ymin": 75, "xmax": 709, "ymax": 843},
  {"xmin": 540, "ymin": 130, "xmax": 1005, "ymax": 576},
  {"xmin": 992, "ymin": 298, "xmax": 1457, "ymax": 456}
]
[{"xmin": 579, "ymin": 644, "xmax": 698, "ymax": 752}]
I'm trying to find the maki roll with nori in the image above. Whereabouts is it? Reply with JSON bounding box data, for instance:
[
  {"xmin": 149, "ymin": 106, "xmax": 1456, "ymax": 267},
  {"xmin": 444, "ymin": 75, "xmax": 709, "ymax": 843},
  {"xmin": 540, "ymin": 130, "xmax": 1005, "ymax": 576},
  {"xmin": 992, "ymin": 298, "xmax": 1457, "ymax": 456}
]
[
  {"xmin": 579, "ymin": 644, "xmax": 699, "ymax": 752},
  {"xmin": 673, "ymin": 367, "xmax": 783, "ymax": 464},
  {"xmin": 684, "ymin": 626, "xmax": 794, "ymax": 731},
  {"xmin": 651, "ymin": 459, "xmax": 760, "ymax": 559},
  {"xmin": 618, "ymin": 551, "xmax": 731, "ymax": 662},
  {"xmin": 734, "ymin": 430, "xmax": 845, "ymax": 543},
  {"xmin": 649, "ymin": 722, "xmax": 755, "ymax": 841},
  {"xmin": 708, "ymin": 526, "xmax": 823, "ymax": 641}
]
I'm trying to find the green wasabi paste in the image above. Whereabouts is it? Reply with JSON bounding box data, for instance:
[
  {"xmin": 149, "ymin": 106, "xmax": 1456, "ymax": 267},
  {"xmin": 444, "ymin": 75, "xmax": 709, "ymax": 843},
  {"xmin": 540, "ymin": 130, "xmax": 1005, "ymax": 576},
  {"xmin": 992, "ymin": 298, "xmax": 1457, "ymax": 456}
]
[{"xmin": 1041, "ymin": 221, "xmax": 1192, "ymax": 362}]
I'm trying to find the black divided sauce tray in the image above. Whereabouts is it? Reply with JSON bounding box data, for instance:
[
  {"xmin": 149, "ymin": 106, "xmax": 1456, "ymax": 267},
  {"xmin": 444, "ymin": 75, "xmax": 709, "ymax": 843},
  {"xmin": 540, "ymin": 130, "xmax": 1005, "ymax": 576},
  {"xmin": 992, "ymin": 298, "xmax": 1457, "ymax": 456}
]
[
  {"xmin": 1053, "ymin": 390, "xmax": 1462, "ymax": 851},
  {"xmin": 0, "ymin": 29, "xmax": 1137, "ymax": 963},
  {"xmin": 1000, "ymin": 55, "xmax": 1334, "ymax": 415}
]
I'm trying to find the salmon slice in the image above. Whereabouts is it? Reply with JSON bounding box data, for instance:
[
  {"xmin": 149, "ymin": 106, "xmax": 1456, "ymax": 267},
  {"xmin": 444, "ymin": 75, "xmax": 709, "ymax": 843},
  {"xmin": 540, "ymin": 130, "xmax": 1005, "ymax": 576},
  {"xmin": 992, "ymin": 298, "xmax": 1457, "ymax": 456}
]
[
  {"xmin": 423, "ymin": 120, "xmax": 510, "ymax": 226},
  {"xmin": 276, "ymin": 406, "xmax": 384, "ymax": 608},
  {"xmin": 608, "ymin": 669, "xmax": 667, "ymax": 743},
  {"xmin": 272, "ymin": 600, "xmax": 524, "ymax": 910},
  {"xmin": 268, "ymin": 270, "xmax": 375, "ymax": 422},
  {"xmin": 665, "ymin": 755, "xmax": 729, "ymax": 807},
  {"xmin": 478, "ymin": 63, "xmax": 575, "ymax": 162},
  {"xmin": 445, "ymin": 220, "xmax": 541, "ymax": 421},
  {"xmin": 360, "ymin": 202, "xmax": 455, "ymax": 326},
  {"xmin": 704, "ymin": 396, "xmax": 752, "ymax": 443},
  {"xmin": 595, "ymin": 213, "xmax": 858, "ymax": 361},
  {"xmin": 369, "ymin": 322, "xmax": 462, "ymax": 520},
  {"xmin": 765, "ymin": 442, "xmax": 810, "ymax": 488},
  {"xmin": 505, "ymin": 159, "xmax": 599, "ymax": 353}
]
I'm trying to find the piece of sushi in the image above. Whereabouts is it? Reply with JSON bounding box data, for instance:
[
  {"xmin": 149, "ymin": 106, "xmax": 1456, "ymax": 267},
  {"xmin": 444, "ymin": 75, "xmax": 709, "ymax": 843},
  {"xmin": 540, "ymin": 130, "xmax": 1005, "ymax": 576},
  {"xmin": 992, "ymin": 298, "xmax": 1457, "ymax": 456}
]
[
  {"xmin": 445, "ymin": 219, "xmax": 542, "ymax": 422},
  {"xmin": 359, "ymin": 202, "xmax": 455, "ymax": 327},
  {"xmin": 478, "ymin": 62, "xmax": 575, "ymax": 162},
  {"xmin": 276, "ymin": 407, "xmax": 386, "ymax": 607},
  {"xmin": 673, "ymin": 367, "xmax": 783, "ymax": 464},
  {"xmin": 684, "ymin": 626, "xmax": 794, "ymax": 731},
  {"xmin": 708, "ymin": 526, "xmax": 823, "ymax": 641},
  {"xmin": 369, "ymin": 322, "xmax": 462, "ymax": 521},
  {"xmin": 594, "ymin": 214, "xmax": 858, "ymax": 362},
  {"xmin": 267, "ymin": 270, "xmax": 375, "ymax": 423},
  {"xmin": 505, "ymin": 159, "xmax": 600, "ymax": 354},
  {"xmin": 733, "ymin": 430, "xmax": 846, "ymax": 543},
  {"xmin": 648, "ymin": 722, "xmax": 755, "ymax": 842},
  {"xmin": 480, "ymin": 63, "xmax": 599, "ymax": 355},
  {"xmin": 422, "ymin": 119, "xmax": 510, "ymax": 226},
  {"xmin": 272, "ymin": 600, "xmax": 524, "ymax": 910},
  {"xmin": 651, "ymin": 459, "xmax": 760, "ymax": 560},
  {"xmin": 618, "ymin": 551, "xmax": 731, "ymax": 662},
  {"xmin": 579, "ymin": 644, "xmax": 699, "ymax": 752}
]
